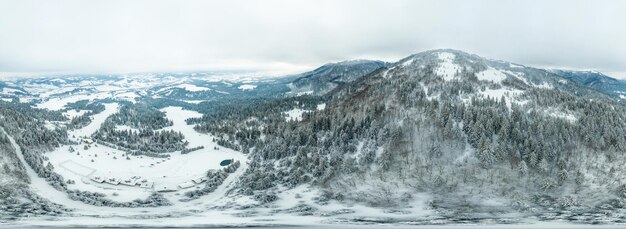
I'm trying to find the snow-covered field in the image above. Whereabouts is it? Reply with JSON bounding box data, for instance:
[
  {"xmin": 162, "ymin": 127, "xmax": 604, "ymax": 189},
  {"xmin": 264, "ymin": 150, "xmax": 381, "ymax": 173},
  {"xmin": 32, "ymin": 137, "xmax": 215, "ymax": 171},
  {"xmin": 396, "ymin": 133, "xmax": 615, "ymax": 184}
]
[
  {"xmin": 436, "ymin": 52, "xmax": 460, "ymax": 81},
  {"xmin": 238, "ymin": 84, "xmax": 257, "ymax": 90},
  {"xmin": 181, "ymin": 100, "xmax": 206, "ymax": 104},
  {"xmin": 157, "ymin": 83, "xmax": 211, "ymax": 93},
  {"xmin": 70, "ymin": 103, "xmax": 119, "ymax": 138},
  {"xmin": 284, "ymin": 108, "xmax": 310, "ymax": 121},
  {"xmin": 46, "ymin": 105, "xmax": 246, "ymax": 202},
  {"xmin": 476, "ymin": 67, "xmax": 508, "ymax": 83},
  {"xmin": 62, "ymin": 109, "xmax": 89, "ymax": 119},
  {"xmin": 37, "ymin": 92, "xmax": 111, "ymax": 111}
]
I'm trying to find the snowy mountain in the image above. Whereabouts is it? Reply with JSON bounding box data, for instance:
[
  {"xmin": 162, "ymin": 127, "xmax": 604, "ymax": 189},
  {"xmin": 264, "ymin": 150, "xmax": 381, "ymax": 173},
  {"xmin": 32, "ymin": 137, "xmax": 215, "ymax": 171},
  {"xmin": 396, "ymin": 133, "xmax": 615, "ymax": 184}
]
[
  {"xmin": 204, "ymin": 49, "xmax": 626, "ymax": 224},
  {"xmin": 551, "ymin": 69, "xmax": 626, "ymax": 99},
  {"xmin": 1, "ymin": 49, "xmax": 626, "ymax": 227},
  {"xmin": 288, "ymin": 59, "xmax": 388, "ymax": 96}
]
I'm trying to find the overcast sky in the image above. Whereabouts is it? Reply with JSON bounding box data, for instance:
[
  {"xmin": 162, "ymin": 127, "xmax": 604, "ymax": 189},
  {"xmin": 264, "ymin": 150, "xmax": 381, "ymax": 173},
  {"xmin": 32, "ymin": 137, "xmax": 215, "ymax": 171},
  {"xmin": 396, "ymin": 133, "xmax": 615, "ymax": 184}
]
[{"xmin": 1, "ymin": 0, "xmax": 625, "ymax": 78}]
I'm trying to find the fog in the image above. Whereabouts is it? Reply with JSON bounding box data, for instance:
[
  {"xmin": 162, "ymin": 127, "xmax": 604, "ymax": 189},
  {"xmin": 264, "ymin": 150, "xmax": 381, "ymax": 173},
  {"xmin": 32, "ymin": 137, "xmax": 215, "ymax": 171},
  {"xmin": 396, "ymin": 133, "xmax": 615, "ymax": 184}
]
[{"xmin": 0, "ymin": 0, "xmax": 624, "ymax": 78}]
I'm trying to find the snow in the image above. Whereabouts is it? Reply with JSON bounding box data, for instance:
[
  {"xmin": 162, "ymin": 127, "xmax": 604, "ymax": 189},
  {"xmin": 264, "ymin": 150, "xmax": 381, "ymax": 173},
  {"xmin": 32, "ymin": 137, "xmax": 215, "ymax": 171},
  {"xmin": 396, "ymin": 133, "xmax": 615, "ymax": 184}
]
[
  {"xmin": 92, "ymin": 85, "xmax": 125, "ymax": 92},
  {"xmin": 533, "ymin": 82, "xmax": 554, "ymax": 89},
  {"xmin": 401, "ymin": 58, "xmax": 415, "ymax": 66},
  {"xmin": 435, "ymin": 52, "xmax": 460, "ymax": 81},
  {"xmin": 1, "ymin": 87, "xmax": 22, "ymax": 94},
  {"xmin": 44, "ymin": 106, "xmax": 247, "ymax": 206},
  {"xmin": 114, "ymin": 91, "xmax": 140, "ymax": 102},
  {"xmin": 545, "ymin": 108, "xmax": 577, "ymax": 123},
  {"xmin": 382, "ymin": 69, "xmax": 391, "ymax": 78},
  {"xmin": 37, "ymin": 92, "xmax": 111, "ymax": 111},
  {"xmin": 70, "ymin": 103, "xmax": 119, "ymax": 138},
  {"xmin": 475, "ymin": 67, "xmax": 507, "ymax": 83},
  {"xmin": 182, "ymin": 100, "xmax": 205, "ymax": 104},
  {"xmin": 1, "ymin": 126, "xmax": 102, "ymax": 211},
  {"xmin": 63, "ymin": 109, "xmax": 89, "ymax": 119},
  {"xmin": 176, "ymin": 83, "xmax": 211, "ymax": 92},
  {"xmin": 115, "ymin": 125, "xmax": 139, "ymax": 132},
  {"xmin": 295, "ymin": 90, "xmax": 314, "ymax": 96},
  {"xmin": 461, "ymin": 87, "xmax": 524, "ymax": 110},
  {"xmin": 284, "ymin": 108, "xmax": 310, "ymax": 121},
  {"xmin": 238, "ymin": 84, "xmax": 257, "ymax": 90},
  {"xmin": 43, "ymin": 121, "xmax": 58, "ymax": 130},
  {"xmin": 480, "ymin": 88, "xmax": 523, "ymax": 100},
  {"xmin": 316, "ymin": 103, "xmax": 326, "ymax": 111},
  {"xmin": 5, "ymin": 117, "xmax": 612, "ymax": 227},
  {"xmin": 455, "ymin": 144, "xmax": 475, "ymax": 164},
  {"xmin": 419, "ymin": 82, "xmax": 439, "ymax": 101},
  {"xmin": 157, "ymin": 83, "xmax": 211, "ymax": 93},
  {"xmin": 1, "ymin": 98, "xmax": 12, "ymax": 102}
]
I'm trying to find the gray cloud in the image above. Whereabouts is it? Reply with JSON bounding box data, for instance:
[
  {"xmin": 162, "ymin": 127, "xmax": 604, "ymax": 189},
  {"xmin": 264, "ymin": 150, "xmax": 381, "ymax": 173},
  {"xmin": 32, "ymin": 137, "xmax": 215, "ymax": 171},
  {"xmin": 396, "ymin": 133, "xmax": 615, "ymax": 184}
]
[{"xmin": 0, "ymin": 0, "xmax": 625, "ymax": 78}]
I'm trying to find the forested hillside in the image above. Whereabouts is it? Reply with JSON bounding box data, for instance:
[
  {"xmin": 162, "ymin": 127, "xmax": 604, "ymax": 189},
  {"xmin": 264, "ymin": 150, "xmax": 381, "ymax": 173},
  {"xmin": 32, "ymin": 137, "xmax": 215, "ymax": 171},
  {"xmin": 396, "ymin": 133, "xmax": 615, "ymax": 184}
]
[
  {"xmin": 2, "ymin": 49, "xmax": 626, "ymax": 225},
  {"xmin": 198, "ymin": 50, "xmax": 626, "ymax": 218}
]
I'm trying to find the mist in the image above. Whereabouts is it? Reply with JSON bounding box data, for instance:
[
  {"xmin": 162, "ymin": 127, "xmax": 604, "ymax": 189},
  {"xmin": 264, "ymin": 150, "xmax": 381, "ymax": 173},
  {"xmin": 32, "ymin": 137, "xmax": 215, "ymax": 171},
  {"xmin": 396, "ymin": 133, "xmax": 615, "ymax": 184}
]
[{"xmin": 0, "ymin": 0, "xmax": 625, "ymax": 78}]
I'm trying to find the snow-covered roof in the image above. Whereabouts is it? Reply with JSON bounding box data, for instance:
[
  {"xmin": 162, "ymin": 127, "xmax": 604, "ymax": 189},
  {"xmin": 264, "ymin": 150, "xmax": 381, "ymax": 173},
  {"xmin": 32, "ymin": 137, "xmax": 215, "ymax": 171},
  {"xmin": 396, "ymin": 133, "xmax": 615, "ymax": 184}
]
[
  {"xmin": 178, "ymin": 182, "xmax": 195, "ymax": 189},
  {"xmin": 192, "ymin": 177, "xmax": 207, "ymax": 184}
]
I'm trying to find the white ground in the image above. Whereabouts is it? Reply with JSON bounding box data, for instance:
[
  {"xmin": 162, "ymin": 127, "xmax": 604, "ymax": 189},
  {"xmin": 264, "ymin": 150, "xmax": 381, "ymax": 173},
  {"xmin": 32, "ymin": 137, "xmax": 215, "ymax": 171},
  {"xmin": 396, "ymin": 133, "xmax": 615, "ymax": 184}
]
[
  {"xmin": 113, "ymin": 91, "xmax": 140, "ymax": 102},
  {"xmin": 284, "ymin": 108, "xmax": 310, "ymax": 121},
  {"xmin": 1, "ymin": 87, "xmax": 22, "ymax": 94},
  {"xmin": 401, "ymin": 58, "xmax": 415, "ymax": 66},
  {"xmin": 69, "ymin": 103, "xmax": 119, "ymax": 138},
  {"xmin": 544, "ymin": 108, "xmax": 577, "ymax": 123},
  {"xmin": 3, "ymin": 125, "xmax": 255, "ymax": 221},
  {"xmin": 47, "ymin": 105, "xmax": 247, "ymax": 202},
  {"xmin": 295, "ymin": 90, "xmax": 314, "ymax": 96},
  {"xmin": 459, "ymin": 87, "xmax": 524, "ymax": 110},
  {"xmin": 181, "ymin": 100, "xmax": 206, "ymax": 104},
  {"xmin": 37, "ymin": 92, "xmax": 111, "ymax": 111},
  {"xmin": 62, "ymin": 109, "xmax": 89, "ymax": 119},
  {"xmin": 475, "ymin": 67, "xmax": 508, "ymax": 83},
  {"xmin": 115, "ymin": 124, "xmax": 139, "ymax": 132},
  {"xmin": 238, "ymin": 84, "xmax": 257, "ymax": 90},
  {"xmin": 158, "ymin": 83, "xmax": 211, "ymax": 93},
  {"xmin": 2, "ymin": 103, "xmax": 447, "ymax": 227},
  {"xmin": 436, "ymin": 52, "xmax": 460, "ymax": 81},
  {"xmin": 480, "ymin": 88, "xmax": 523, "ymax": 100}
]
